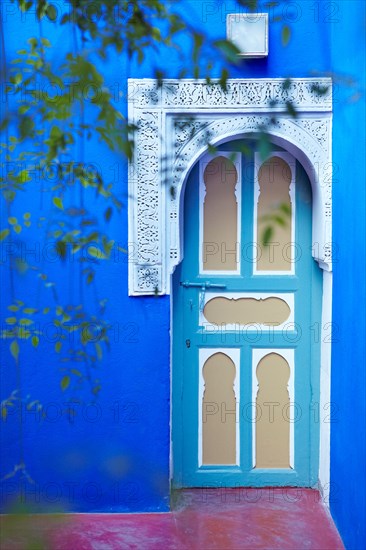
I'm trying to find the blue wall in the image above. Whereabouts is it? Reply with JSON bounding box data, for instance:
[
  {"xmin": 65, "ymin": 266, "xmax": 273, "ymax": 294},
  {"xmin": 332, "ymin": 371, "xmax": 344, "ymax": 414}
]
[
  {"xmin": 0, "ymin": 2, "xmax": 365, "ymax": 544},
  {"xmin": 330, "ymin": 2, "xmax": 366, "ymax": 549}
]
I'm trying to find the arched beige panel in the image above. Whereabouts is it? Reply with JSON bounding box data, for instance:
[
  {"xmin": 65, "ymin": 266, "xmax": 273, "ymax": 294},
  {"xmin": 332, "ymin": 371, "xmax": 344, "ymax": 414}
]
[
  {"xmin": 255, "ymin": 353, "xmax": 290, "ymax": 468},
  {"xmin": 257, "ymin": 156, "xmax": 292, "ymax": 271},
  {"xmin": 203, "ymin": 156, "xmax": 238, "ymax": 271},
  {"xmin": 203, "ymin": 296, "xmax": 291, "ymax": 326},
  {"xmin": 202, "ymin": 352, "xmax": 236, "ymax": 465}
]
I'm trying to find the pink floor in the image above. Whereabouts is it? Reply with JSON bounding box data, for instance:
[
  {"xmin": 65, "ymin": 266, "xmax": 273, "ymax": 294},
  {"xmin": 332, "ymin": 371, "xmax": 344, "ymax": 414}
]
[{"xmin": 0, "ymin": 488, "xmax": 344, "ymax": 550}]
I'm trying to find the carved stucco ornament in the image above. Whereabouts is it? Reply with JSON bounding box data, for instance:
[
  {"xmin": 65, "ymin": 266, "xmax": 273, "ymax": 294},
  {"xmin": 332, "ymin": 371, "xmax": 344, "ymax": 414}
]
[{"xmin": 128, "ymin": 78, "xmax": 332, "ymax": 295}]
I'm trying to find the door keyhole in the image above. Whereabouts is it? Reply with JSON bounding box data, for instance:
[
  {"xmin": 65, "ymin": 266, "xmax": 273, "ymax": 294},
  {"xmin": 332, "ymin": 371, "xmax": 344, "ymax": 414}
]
[{"xmin": 186, "ymin": 339, "xmax": 191, "ymax": 349}]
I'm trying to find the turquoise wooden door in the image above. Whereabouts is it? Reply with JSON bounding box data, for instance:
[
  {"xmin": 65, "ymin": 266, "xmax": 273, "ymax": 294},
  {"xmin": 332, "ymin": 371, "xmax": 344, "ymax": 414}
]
[{"xmin": 172, "ymin": 141, "xmax": 322, "ymax": 488}]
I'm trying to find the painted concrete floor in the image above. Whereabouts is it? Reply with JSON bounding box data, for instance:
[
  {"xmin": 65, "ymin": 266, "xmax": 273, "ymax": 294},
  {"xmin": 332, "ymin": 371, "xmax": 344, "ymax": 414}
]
[{"xmin": 0, "ymin": 488, "xmax": 344, "ymax": 550}]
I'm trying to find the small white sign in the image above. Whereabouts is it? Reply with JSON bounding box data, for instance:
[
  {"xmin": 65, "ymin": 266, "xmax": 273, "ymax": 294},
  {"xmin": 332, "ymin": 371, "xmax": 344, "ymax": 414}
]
[{"xmin": 227, "ymin": 13, "xmax": 269, "ymax": 58}]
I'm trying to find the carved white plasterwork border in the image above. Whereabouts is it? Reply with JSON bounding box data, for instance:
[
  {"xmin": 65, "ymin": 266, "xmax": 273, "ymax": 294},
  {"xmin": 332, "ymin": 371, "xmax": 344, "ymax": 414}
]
[{"xmin": 128, "ymin": 78, "xmax": 332, "ymax": 295}]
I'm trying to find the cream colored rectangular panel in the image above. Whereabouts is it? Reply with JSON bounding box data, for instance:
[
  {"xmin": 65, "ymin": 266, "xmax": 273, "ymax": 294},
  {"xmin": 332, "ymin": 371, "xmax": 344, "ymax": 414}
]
[
  {"xmin": 254, "ymin": 152, "xmax": 295, "ymax": 274},
  {"xmin": 200, "ymin": 292, "xmax": 294, "ymax": 331},
  {"xmin": 200, "ymin": 153, "xmax": 241, "ymax": 274},
  {"xmin": 252, "ymin": 348, "xmax": 294, "ymax": 469},
  {"xmin": 199, "ymin": 348, "xmax": 240, "ymax": 466}
]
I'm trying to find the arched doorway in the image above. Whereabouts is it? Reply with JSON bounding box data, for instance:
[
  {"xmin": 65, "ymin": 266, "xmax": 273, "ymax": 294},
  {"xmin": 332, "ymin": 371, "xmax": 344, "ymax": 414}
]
[{"xmin": 172, "ymin": 139, "xmax": 322, "ymax": 487}]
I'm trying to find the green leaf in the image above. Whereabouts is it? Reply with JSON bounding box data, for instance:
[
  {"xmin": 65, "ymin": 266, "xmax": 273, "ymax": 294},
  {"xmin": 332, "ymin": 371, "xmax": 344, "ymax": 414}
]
[
  {"xmin": 280, "ymin": 203, "xmax": 291, "ymax": 216},
  {"xmin": 88, "ymin": 246, "xmax": 107, "ymax": 260},
  {"xmin": 14, "ymin": 73, "xmax": 22, "ymax": 85},
  {"xmin": 55, "ymin": 341, "xmax": 62, "ymax": 353},
  {"xmin": 8, "ymin": 305, "xmax": 19, "ymax": 312},
  {"xmin": 19, "ymin": 318, "xmax": 34, "ymax": 325},
  {"xmin": 18, "ymin": 169, "xmax": 31, "ymax": 183},
  {"xmin": 19, "ymin": 115, "xmax": 35, "ymax": 140},
  {"xmin": 95, "ymin": 343, "xmax": 102, "ymax": 361},
  {"xmin": 104, "ymin": 207, "xmax": 113, "ymax": 222},
  {"xmin": 32, "ymin": 336, "xmax": 39, "ymax": 348},
  {"xmin": 282, "ymin": 78, "xmax": 292, "ymax": 91},
  {"xmin": 23, "ymin": 308, "xmax": 37, "ymax": 314},
  {"xmin": 282, "ymin": 25, "xmax": 291, "ymax": 47},
  {"xmin": 56, "ymin": 241, "xmax": 67, "ymax": 260},
  {"xmin": 23, "ymin": 212, "xmax": 31, "ymax": 220},
  {"xmin": 262, "ymin": 226, "xmax": 274, "ymax": 247},
  {"xmin": 71, "ymin": 244, "xmax": 81, "ymax": 254},
  {"xmin": 213, "ymin": 39, "xmax": 241, "ymax": 63},
  {"xmin": 151, "ymin": 27, "xmax": 161, "ymax": 41},
  {"xmin": 0, "ymin": 229, "xmax": 10, "ymax": 241},
  {"xmin": 46, "ymin": 4, "xmax": 57, "ymax": 21},
  {"xmin": 6, "ymin": 317, "xmax": 17, "ymax": 325},
  {"xmin": 258, "ymin": 133, "xmax": 271, "ymax": 160},
  {"xmin": 237, "ymin": 0, "xmax": 258, "ymax": 10},
  {"xmin": 219, "ymin": 68, "xmax": 229, "ymax": 92},
  {"xmin": 61, "ymin": 375, "xmax": 70, "ymax": 391},
  {"xmin": 13, "ymin": 225, "xmax": 22, "ymax": 234},
  {"xmin": 10, "ymin": 340, "xmax": 19, "ymax": 362},
  {"xmin": 8, "ymin": 217, "xmax": 17, "ymax": 225},
  {"xmin": 273, "ymin": 215, "xmax": 287, "ymax": 227},
  {"xmin": 86, "ymin": 272, "xmax": 94, "ymax": 285},
  {"xmin": 53, "ymin": 197, "xmax": 64, "ymax": 210},
  {"xmin": 15, "ymin": 258, "xmax": 28, "ymax": 274},
  {"xmin": 311, "ymin": 83, "xmax": 330, "ymax": 97},
  {"xmin": 192, "ymin": 32, "xmax": 204, "ymax": 63},
  {"xmin": 286, "ymin": 100, "xmax": 298, "ymax": 119},
  {"xmin": 103, "ymin": 238, "xmax": 115, "ymax": 257},
  {"xmin": 70, "ymin": 369, "xmax": 82, "ymax": 377},
  {"xmin": 41, "ymin": 37, "xmax": 51, "ymax": 47}
]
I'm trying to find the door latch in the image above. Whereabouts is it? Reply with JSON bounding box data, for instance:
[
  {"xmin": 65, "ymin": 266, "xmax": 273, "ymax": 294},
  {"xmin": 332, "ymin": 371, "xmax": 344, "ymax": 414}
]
[
  {"xmin": 180, "ymin": 281, "xmax": 226, "ymax": 289},
  {"xmin": 180, "ymin": 281, "xmax": 227, "ymax": 314},
  {"xmin": 185, "ymin": 339, "xmax": 191, "ymax": 348}
]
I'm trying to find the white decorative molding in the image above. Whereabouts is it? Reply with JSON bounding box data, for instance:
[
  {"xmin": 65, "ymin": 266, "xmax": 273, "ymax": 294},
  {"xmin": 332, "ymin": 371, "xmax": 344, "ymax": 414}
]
[{"xmin": 128, "ymin": 78, "xmax": 332, "ymax": 295}]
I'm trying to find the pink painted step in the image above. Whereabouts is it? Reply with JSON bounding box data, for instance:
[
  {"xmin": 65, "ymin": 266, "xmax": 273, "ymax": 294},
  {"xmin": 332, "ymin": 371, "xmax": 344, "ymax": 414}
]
[{"xmin": 0, "ymin": 488, "xmax": 344, "ymax": 549}]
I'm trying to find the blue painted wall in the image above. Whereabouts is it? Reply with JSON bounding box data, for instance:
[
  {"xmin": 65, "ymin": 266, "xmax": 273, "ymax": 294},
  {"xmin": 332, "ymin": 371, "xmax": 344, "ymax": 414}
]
[
  {"xmin": 329, "ymin": 2, "xmax": 366, "ymax": 549},
  {"xmin": 1, "ymin": 2, "xmax": 365, "ymax": 545}
]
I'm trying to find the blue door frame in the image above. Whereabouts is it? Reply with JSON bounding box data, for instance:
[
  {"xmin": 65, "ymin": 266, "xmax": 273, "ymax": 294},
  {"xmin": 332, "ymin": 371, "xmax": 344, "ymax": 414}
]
[{"xmin": 172, "ymin": 140, "xmax": 322, "ymax": 488}]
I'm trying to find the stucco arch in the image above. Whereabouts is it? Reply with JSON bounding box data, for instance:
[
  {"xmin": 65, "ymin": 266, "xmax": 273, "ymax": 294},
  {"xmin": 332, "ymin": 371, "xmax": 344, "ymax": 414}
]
[
  {"xmin": 128, "ymin": 78, "xmax": 332, "ymax": 295},
  {"xmin": 173, "ymin": 122, "xmax": 331, "ymax": 283}
]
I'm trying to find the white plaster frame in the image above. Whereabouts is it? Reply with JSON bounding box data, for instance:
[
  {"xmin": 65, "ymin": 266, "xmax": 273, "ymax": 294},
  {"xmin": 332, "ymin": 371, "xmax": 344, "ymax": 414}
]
[
  {"xmin": 128, "ymin": 77, "xmax": 332, "ymax": 296},
  {"xmin": 128, "ymin": 77, "xmax": 332, "ymax": 499}
]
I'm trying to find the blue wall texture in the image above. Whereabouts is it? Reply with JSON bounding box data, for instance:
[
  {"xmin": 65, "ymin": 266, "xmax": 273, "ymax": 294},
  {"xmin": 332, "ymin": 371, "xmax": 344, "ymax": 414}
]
[
  {"xmin": 329, "ymin": 3, "xmax": 366, "ymax": 549},
  {"xmin": 0, "ymin": 0, "xmax": 365, "ymax": 547}
]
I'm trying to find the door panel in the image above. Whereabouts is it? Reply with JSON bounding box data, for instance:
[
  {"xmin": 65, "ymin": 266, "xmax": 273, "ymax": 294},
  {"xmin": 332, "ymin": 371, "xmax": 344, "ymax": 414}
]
[
  {"xmin": 201, "ymin": 155, "xmax": 240, "ymax": 272},
  {"xmin": 172, "ymin": 140, "xmax": 322, "ymax": 488},
  {"xmin": 201, "ymin": 350, "xmax": 238, "ymax": 466}
]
